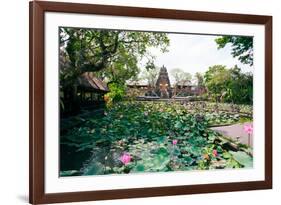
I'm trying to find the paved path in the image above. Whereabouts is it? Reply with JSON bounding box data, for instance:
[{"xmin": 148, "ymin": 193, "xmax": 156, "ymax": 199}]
[{"xmin": 211, "ymin": 123, "xmax": 253, "ymax": 147}]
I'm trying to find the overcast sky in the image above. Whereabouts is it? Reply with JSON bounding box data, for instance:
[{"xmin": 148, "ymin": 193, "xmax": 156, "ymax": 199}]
[{"xmin": 139, "ymin": 33, "xmax": 252, "ymax": 84}]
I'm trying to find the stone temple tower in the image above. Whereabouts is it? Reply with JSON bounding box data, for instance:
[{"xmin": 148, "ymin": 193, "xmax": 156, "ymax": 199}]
[{"xmin": 156, "ymin": 65, "xmax": 172, "ymax": 98}]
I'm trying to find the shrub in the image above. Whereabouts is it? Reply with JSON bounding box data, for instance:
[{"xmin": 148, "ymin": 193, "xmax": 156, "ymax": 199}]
[{"xmin": 104, "ymin": 83, "xmax": 126, "ymax": 107}]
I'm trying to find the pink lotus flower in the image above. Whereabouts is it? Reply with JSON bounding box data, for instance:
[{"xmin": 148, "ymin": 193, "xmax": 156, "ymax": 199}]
[
  {"xmin": 212, "ymin": 149, "xmax": 218, "ymax": 157},
  {"xmin": 144, "ymin": 111, "xmax": 148, "ymax": 116},
  {"xmin": 120, "ymin": 153, "xmax": 132, "ymax": 165},
  {"xmin": 159, "ymin": 108, "xmax": 164, "ymax": 112},
  {"xmin": 244, "ymin": 124, "xmax": 253, "ymax": 135},
  {"xmin": 172, "ymin": 139, "xmax": 178, "ymax": 145}
]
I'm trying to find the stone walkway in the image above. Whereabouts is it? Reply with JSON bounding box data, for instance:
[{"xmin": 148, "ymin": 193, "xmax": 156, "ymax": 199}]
[{"xmin": 211, "ymin": 123, "xmax": 253, "ymax": 147}]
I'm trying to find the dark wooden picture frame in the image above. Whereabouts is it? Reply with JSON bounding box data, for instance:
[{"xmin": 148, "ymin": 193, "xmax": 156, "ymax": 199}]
[{"xmin": 29, "ymin": 1, "xmax": 272, "ymax": 204}]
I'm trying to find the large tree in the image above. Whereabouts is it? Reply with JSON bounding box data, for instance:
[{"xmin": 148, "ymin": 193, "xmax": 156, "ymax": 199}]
[
  {"xmin": 204, "ymin": 65, "xmax": 229, "ymax": 102},
  {"xmin": 170, "ymin": 68, "xmax": 192, "ymax": 96},
  {"xmin": 204, "ymin": 65, "xmax": 253, "ymax": 104},
  {"xmin": 226, "ymin": 65, "xmax": 253, "ymax": 104},
  {"xmin": 171, "ymin": 68, "xmax": 192, "ymax": 86},
  {"xmin": 60, "ymin": 27, "xmax": 169, "ymax": 86},
  {"xmin": 141, "ymin": 66, "xmax": 160, "ymax": 88},
  {"xmin": 59, "ymin": 27, "xmax": 169, "ymax": 112},
  {"xmin": 194, "ymin": 72, "xmax": 204, "ymax": 87},
  {"xmin": 215, "ymin": 36, "xmax": 253, "ymax": 66}
]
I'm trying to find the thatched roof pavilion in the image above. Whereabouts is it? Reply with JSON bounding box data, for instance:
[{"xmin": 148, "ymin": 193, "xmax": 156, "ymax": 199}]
[{"xmin": 77, "ymin": 72, "xmax": 109, "ymax": 93}]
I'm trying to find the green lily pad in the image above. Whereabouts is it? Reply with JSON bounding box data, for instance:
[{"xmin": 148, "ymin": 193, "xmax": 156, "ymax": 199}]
[
  {"xmin": 229, "ymin": 151, "xmax": 253, "ymax": 168},
  {"xmin": 60, "ymin": 170, "xmax": 79, "ymax": 177},
  {"xmin": 83, "ymin": 161, "xmax": 104, "ymax": 175},
  {"xmin": 133, "ymin": 164, "xmax": 145, "ymax": 172}
]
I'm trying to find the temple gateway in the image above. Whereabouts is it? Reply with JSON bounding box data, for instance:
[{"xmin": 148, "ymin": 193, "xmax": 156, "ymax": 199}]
[
  {"xmin": 155, "ymin": 66, "xmax": 172, "ymax": 98},
  {"xmin": 127, "ymin": 65, "xmax": 206, "ymax": 99}
]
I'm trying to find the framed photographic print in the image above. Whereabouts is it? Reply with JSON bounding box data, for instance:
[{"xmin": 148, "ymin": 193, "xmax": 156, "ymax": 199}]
[{"xmin": 29, "ymin": 1, "xmax": 272, "ymax": 204}]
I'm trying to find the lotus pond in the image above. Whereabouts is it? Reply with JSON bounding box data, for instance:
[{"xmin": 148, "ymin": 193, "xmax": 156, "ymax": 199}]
[{"xmin": 60, "ymin": 101, "xmax": 253, "ymax": 176}]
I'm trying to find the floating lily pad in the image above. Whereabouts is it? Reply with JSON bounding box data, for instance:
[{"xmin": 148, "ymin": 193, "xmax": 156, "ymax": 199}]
[{"xmin": 230, "ymin": 151, "xmax": 253, "ymax": 168}]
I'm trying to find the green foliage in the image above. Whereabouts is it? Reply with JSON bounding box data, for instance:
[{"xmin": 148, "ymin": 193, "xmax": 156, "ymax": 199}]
[
  {"xmin": 104, "ymin": 83, "xmax": 126, "ymax": 107},
  {"xmin": 204, "ymin": 65, "xmax": 253, "ymax": 104},
  {"xmin": 59, "ymin": 28, "xmax": 170, "ymax": 113},
  {"xmin": 229, "ymin": 151, "xmax": 253, "ymax": 168},
  {"xmin": 60, "ymin": 170, "xmax": 80, "ymax": 177},
  {"xmin": 215, "ymin": 36, "xmax": 253, "ymax": 66},
  {"xmin": 83, "ymin": 161, "xmax": 104, "ymax": 175},
  {"xmin": 204, "ymin": 112, "xmax": 241, "ymax": 126},
  {"xmin": 60, "ymin": 101, "xmax": 253, "ymax": 176},
  {"xmin": 204, "ymin": 65, "xmax": 229, "ymax": 100},
  {"xmin": 133, "ymin": 146, "xmax": 171, "ymax": 172},
  {"xmin": 200, "ymin": 102, "xmax": 252, "ymax": 115},
  {"xmin": 96, "ymin": 48, "xmax": 140, "ymax": 85},
  {"xmin": 182, "ymin": 102, "xmax": 252, "ymax": 126},
  {"xmin": 60, "ymin": 28, "xmax": 170, "ymax": 86},
  {"xmin": 195, "ymin": 72, "xmax": 204, "ymax": 87}
]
